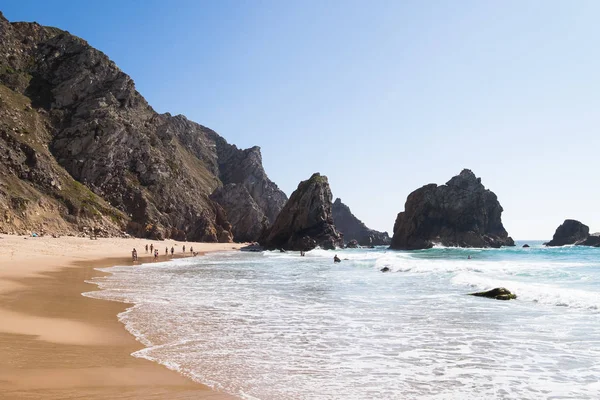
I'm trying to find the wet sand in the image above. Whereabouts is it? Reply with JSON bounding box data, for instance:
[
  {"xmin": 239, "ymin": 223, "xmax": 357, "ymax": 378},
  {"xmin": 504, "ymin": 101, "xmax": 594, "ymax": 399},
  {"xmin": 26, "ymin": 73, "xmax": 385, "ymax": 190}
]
[{"xmin": 0, "ymin": 234, "xmax": 242, "ymax": 399}]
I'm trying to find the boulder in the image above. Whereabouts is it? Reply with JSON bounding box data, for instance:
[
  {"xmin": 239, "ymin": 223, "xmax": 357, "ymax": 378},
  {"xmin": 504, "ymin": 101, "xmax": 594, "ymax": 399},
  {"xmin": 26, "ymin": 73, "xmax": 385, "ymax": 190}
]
[
  {"xmin": 332, "ymin": 198, "xmax": 391, "ymax": 246},
  {"xmin": 390, "ymin": 169, "xmax": 515, "ymax": 250},
  {"xmin": 260, "ymin": 173, "xmax": 343, "ymax": 251},
  {"xmin": 469, "ymin": 287, "xmax": 517, "ymax": 301},
  {"xmin": 240, "ymin": 243, "xmax": 263, "ymax": 252},
  {"xmin": 522, "ymin": 244, "xmax": 530, "ymax": 248},
  {"xmin": 545, "ymin": 219, "xmax": 590, "ymax": 246},
  {"xmin": 380, "ymin": 266, "xmax": 391, "ymax": 272},
  {"xmin": 346, "ymin": 239, "xmax": 359, "ymax": 248},
  {"xmin": 581, "ymin": 234, "xmax": 600, "ymax": 247}
]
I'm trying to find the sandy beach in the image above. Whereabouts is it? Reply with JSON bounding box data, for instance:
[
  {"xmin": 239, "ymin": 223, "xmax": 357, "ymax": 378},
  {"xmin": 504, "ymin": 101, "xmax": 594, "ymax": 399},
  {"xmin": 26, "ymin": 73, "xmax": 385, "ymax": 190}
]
[{"xmin": 0, "ymin": 234, "xmax": 243, "ymax": 399}]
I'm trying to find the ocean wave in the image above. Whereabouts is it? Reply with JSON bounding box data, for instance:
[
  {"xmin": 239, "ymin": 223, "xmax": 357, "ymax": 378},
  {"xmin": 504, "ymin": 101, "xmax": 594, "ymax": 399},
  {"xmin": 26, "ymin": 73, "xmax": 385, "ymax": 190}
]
[{"xmin": 452, "ymin": 272, "xmax": 599, "ymax": 311}]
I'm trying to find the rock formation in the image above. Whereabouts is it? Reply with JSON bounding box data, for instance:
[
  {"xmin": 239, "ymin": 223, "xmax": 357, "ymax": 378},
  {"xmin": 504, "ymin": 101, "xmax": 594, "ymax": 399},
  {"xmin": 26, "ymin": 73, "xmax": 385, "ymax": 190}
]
[
  {"xmin": 0, "ymin": 13, "xmax": 285, "ymax": 240},
  {"xmin": 545, "ymin": 220, "xmax": 600, "ymax": 247},
  {"xmin": 332, "ymin": 198, "xmax": 391, "ymax": 246},
  {"xmin": 469, "ymin": 287, "xmax": 517, "ymax": 301},
  {"xmin": 210, "ymin": 145, "xmax": 287, "ymax": 242},
  {"xmin": 260, "ymin": 173, "xmax": 343, "ymax": 251},
  {"xmin": 390, "ymin": 169, "xmax": 515, "ymax": 250}
]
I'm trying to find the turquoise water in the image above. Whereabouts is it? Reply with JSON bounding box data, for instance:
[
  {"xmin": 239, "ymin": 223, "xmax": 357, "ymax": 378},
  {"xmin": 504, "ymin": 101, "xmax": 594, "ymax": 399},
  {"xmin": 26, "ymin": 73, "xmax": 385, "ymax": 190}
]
[{"xmin": 85, "ymin": 242, "xmax": 600, "ymax": 399}]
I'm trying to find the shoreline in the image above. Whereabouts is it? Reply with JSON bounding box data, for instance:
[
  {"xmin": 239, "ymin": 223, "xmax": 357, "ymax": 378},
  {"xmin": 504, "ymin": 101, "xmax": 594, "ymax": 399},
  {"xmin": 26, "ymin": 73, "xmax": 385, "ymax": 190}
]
[{"xmin": 0, "ymin": 234, "xmax": 242, "ymax": 399}]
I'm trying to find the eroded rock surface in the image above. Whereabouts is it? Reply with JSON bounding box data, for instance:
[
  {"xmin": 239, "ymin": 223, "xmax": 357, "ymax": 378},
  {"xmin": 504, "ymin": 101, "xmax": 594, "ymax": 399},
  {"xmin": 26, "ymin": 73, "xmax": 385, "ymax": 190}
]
[
  {"xmin": 0, "ymin": 13, "xmax": 284, "ymax": 240},
  {"xmin": 332, "ymin": 198, "xmax": 390, "ymax": 246},
  {"xmin": 390, "ymin": 169, "xmax": 515, "ymax": 250},
  {"xmin": 260, "ymin": 173, "xmax": 343, "ymax": 251}
]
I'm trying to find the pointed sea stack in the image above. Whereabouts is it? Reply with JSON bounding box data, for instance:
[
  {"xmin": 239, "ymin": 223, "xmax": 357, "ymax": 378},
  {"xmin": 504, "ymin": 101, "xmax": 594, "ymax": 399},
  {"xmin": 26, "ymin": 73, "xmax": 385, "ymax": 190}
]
[
  {"xmin": 332, "ymin": 198, "xmax": 391, "ymax": 246},
  {"xmin": 390, "ymin": 169, "xmax": 515, "ymax": 250},
  {"xmin": 260, "ymin": 173, "xmax": 343, "ymax": 251}
]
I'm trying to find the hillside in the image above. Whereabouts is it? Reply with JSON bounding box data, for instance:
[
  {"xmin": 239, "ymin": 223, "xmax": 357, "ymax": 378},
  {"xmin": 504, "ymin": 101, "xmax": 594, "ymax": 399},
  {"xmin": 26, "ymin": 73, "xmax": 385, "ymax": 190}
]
[{"xmin": 0, "ymin": 12, "xmax": 286, "ymax": 240}]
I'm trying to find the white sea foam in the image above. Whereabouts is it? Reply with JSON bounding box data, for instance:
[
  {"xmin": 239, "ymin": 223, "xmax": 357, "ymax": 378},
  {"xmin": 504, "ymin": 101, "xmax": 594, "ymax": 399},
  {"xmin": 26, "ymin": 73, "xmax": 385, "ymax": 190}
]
[{"xmin": 84, "ymin": 245, "xmax": 600, "ymax": 399}]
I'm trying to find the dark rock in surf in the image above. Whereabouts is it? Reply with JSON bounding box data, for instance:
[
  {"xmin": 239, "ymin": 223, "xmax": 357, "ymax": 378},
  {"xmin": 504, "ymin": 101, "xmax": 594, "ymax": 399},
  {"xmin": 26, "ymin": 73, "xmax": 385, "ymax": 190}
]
[
  {"xmin": 469, "ymin": 287, "xmax": 517, "ymax": 301},
  {"xmin": 545, "ymin": 219, "xmax": 595, "ymax": 247},
  {"xmin": 240, "ymin": 243, "xmax": 263, "ymax": 252},
  {"xmin": 390, "ymin": 169, "xmax": 515, "ymax": 250},
  {"xmin": 581, "ymin": 234, "xmax": 600, "ymax": 247},
  {"xmin": 346, "ymin": 239, "xmax": 359, "ymax": 248},
  {"xmin": 260, "ymin": 173, "xmax": 343, "ymax": 251},
  {"xmin": 380, "ymin": 266, "xmax": 391, "ymax": 272},
  {"xmin": 522, "ymin": 244, "xmax": 530, "ymax": 248}
]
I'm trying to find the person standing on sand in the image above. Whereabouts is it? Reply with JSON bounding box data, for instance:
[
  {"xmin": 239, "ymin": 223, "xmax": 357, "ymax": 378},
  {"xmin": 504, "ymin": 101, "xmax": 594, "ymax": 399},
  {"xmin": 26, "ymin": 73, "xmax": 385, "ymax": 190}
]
[
  {"xmin": 183, "ymin": 245, "xmax": 186, "ymax": 253},
  {"xmin": 171, "ymin": 246, "xmax": 174, "ymax": 255},
  {"xmin": 190, "ymin": 246, "xmax": 193, "ymax": 254},
  {"xmin": 154, "ymin": 249, "xmax": 158, "ymax": 259},
  {"xmin": 165, "ymin": 247, "xmax": 168, "ymax": 255},
  {"xmin": 132, "ymin": 248, "xmax": 138, "ymax": 261},
  {"xmin": 145, "ymin": 244, "xmax": 148, "ymax": 253},
  {"xmin": 150, "ymin": 244, "xmax": 154, "ymax": 253}
]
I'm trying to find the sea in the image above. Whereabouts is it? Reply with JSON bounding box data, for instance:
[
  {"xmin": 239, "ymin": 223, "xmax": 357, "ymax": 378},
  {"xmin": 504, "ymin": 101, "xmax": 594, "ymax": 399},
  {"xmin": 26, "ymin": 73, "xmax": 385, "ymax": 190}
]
[{"xmin": 84, "ymin": 241, "xmax": 600, "ymax": 400}]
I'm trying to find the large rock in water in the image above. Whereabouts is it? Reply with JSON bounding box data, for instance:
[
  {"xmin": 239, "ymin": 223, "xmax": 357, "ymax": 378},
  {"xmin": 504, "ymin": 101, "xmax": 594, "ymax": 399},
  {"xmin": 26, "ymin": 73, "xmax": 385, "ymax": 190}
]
[
  {"xmin": 260, "ymin": 173, "xmax": 343, "ymax": 251},
  {"xmin": 390, "ymin": 169, "xmax": 515, "ymax": 250},
  {"xmin": 545, "ymin": 220, "xmax": 599, "ymax": 247},
  {"xmin": 0, "ymin": 13, "xmax": 286, "ymax": 240},
  {"xmin": 332, "ymin": 198, "xmax": 391, "ymax": 246}
]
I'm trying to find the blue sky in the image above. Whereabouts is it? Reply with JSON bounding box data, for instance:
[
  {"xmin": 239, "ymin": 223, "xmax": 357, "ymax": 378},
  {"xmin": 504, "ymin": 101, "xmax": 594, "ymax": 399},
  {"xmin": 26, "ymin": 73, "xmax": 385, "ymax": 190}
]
[{"xmin": 3, "ymin": 1, "xmax": 600, "ymax": 239}]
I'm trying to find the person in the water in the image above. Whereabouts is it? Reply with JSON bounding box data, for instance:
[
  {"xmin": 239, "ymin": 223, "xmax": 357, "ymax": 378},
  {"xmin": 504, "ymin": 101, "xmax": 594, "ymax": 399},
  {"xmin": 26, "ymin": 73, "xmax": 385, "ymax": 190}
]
[{"xmin": 334, "ymin": 255, "xmax": 341, "ymax": 263}]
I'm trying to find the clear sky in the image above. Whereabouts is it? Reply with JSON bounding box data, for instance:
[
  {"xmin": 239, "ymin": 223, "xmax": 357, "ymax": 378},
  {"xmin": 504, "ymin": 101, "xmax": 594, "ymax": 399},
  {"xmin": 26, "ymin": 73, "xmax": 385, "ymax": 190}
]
[{"xmin": 3, "ymin": 1, "xmax": 600, "ymax": 239}]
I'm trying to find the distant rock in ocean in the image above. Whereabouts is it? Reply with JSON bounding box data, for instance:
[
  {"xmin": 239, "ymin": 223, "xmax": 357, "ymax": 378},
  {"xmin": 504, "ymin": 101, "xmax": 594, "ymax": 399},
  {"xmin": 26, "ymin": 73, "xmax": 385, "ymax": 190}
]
[
  {"xmin": 390, "ymin": 169, "xmax": 515, "ymax": 250},
  {"xmin": 260, "ymin": 173, "xmax": 343, "ymax": 251},
  {"xmin": 545, "ymin": 220, "xmax": 600, "ymax": 247},
  {"xmin": 0, "ymin": 12, "xmax": 285, "ymax": 240},
  {"xmin": 332, "ymin": 198, "xmax": 391, "ymax": 246}
]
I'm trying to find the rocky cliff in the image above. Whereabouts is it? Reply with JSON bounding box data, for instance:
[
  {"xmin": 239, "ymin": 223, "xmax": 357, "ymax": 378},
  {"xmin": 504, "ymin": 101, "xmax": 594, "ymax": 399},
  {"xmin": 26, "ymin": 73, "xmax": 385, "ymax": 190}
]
[
  {"xmin": 545, "ymin": 219, "xmax": 600, "ymax": 247},
  {"xmin": 210, "ymin": 144, "xmax": 287, "ymax": 242},
  {"xmin": 332, "ymin": 198, "xmax": 390, "ymax": 246},
  {"xmin": 390, "ymin": 169, "xmax": 515, "ymax": 250},
  {"xmin": 0, "ymin": 13, "xmax": 285, "ymax": 240},
  {"xmin": 260, "ymin": 173, "xmax": 343, "ymax": 251}
]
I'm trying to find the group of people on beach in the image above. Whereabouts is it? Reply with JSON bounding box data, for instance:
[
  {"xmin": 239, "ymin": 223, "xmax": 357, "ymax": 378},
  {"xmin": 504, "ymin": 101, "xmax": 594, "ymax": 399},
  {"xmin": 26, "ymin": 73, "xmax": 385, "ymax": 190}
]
[{"xmin": 131, "ymin": 243, "xmax": 197, "ymax": 261}]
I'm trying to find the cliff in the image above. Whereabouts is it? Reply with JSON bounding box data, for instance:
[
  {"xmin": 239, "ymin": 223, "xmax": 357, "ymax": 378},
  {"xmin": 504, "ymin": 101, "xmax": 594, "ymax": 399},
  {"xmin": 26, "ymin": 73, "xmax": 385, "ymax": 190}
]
[
  {"xmin": 390, "ymin": 169, "xmax": 515, "ymax": 250},
  {"xmin": 0, "ymin": 13, "xmax": 285, "ymax": 240},
  {"xmin": 260, "ymin": 173, "xmax": 343, "ymax": 251},
  {"xmin": 332, "ymin": 198, "xmax": 390, "ymax": 246}
]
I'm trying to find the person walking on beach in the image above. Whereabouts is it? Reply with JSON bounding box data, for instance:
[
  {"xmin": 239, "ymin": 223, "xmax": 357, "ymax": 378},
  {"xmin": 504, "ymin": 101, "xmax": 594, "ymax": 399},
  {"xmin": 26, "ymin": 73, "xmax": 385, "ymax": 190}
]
[
  {"xmin": 132, "ymin": 248, "xmax": 138, "ymax": 261},
  {"xmin": 190, "ymin": 246, "xmax": 193, "ymax": 254},
  {"xmin": 171, "ymin": 246, "xmax": 174, "ymax": 255},
  {"xmin": 145, "ymin": 244, "xmax": 148, "ymax": 253},
  {"xmin": 165, "ymin": 247, "xmax": 168, "ymax": 255},
  {"xmin": 154, "ymin": 249, "xmax": 158, "ymax": 259},
  {"xmin": 150, "ymin": 244, "xmax": 154, "ymax": 253},
  {"xmin": 183, "ymin": 245, "xmax": 186, "ymax": 253}
]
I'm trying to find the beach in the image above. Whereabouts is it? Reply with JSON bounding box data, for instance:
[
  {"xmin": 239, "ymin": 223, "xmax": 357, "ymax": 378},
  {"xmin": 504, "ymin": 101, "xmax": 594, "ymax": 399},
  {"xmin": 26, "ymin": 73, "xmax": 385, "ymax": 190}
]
[{"xmin": 0, "ymin": 234, "xmax": 242, "ymax": 400}]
